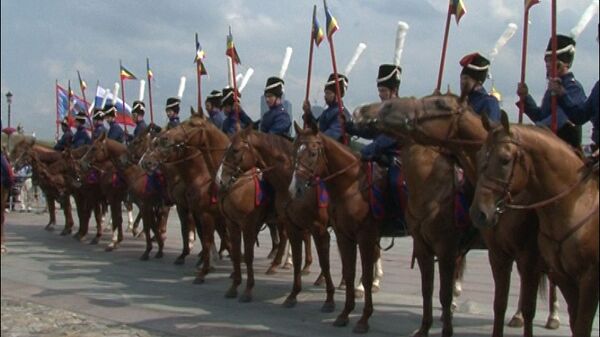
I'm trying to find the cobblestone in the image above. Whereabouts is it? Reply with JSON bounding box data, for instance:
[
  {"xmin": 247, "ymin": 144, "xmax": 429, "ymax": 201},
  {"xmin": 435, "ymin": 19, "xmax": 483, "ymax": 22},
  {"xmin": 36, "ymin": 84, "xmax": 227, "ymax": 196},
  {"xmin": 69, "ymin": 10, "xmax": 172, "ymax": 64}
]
[{"xmin": 1, "ymin": 297, "xmax": 169, "ymax": 337}]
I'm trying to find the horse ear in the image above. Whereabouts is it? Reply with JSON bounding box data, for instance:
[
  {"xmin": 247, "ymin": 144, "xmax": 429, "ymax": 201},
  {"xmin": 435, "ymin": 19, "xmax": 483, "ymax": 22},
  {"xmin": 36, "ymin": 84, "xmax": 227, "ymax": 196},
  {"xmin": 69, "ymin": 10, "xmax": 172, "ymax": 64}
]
[
  {"xmin": 500, "ymin": 110, "xmax": 511, "ymax": 134},
  {"xmin": 293, "ymin": 121, "xmax": 302, "ymax": 135},
  {"xmin": 481, "ymin": 112, "xmax": 493, "ymax": 132},
  {"xmin": 306, "ymin": 115, "xmax": 319, "ymax": 134}
]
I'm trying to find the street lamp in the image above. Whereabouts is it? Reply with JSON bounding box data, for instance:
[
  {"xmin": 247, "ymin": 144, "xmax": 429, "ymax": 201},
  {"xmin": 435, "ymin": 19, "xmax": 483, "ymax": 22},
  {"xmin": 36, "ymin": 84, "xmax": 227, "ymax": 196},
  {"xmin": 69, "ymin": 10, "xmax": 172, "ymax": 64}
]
[{"xmin": 6, "ymin": 91, "xmax": 13, "ymax": 129}]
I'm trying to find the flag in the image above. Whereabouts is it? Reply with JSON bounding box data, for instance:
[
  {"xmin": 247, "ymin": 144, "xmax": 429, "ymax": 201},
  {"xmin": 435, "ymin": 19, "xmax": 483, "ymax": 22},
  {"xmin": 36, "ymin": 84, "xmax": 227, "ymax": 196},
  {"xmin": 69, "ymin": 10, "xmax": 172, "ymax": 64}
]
[
  {"xmin": 449, "ymin": 0, "xmax": 467, "ymax": 24},
  {"xmin": 525, "ymin": 0, "xmax": 540, "ymax": 10},
  {"xmin": 146, "ymin": 58, "xmax": 154, "ymax": 81},
  {"xmin": 226, "ymin": 27, "xmax": 241, "ymax": 64},
  {"xmin": 313, "ymin": 11, "xmax": 325, "ymax": 46},
  {"xmin": 120, "ymin": 65, "xmax": 137, "ymax": 80},
  {"xmin": 194, "ymin": 33, "xmax": 208, "ymax": 75},
  {"xmin": 80, "ymin": 78, "xmax": 87, "ymax": 90},
  {"xmin": 324, "ymin": 1, "xmax": 339, "ymax": 38},
  {"xmin": 56, "ymin": 84, "xmax": 90, "ymax": 128},
  {"xmin": 93, "ymin": 86, "xmax": 135, "ymax": 126}
]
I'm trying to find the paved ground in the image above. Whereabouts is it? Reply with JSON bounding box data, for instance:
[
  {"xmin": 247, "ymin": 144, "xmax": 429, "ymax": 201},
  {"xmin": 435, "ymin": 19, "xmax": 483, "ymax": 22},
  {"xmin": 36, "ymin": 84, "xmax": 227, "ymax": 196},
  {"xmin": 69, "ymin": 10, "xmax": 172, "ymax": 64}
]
[{"xmin": 1, "ymin": 210, "xmax": 598, "ymax": 337}]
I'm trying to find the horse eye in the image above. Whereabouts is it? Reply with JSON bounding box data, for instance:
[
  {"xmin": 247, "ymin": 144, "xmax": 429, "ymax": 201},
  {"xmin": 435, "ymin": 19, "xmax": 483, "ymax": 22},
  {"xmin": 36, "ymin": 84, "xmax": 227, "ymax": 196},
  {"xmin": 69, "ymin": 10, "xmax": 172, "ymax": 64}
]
[
  {"xmin": 499, "ymin": 155, "xmax": 511, "ymax": 165},
  {"xmin": 309, "ymin": 151, "xmax": 317, "ymax": 158}
]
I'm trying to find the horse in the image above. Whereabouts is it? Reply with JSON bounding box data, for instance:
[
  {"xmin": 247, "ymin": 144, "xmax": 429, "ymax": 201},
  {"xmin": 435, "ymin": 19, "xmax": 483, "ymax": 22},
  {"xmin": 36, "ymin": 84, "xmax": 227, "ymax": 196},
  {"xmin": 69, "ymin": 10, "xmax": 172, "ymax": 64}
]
[
  {"xmin": 81, "ymin": 132, "xmax": 170, "ymax": 260},
  {"xmin": 354, "ymin": 93, "xmax": 561, "ymax": 336},
  {"xmin": 140, "ymin": 114, "xmax": 232, "ymax": 282},
  {"xmin": 471, "ymin": 113, "xmax": 598, "ymax": 337},
  {"xmin": 217, "ymin": 126, "xmax": 330, "ymax": 309}
]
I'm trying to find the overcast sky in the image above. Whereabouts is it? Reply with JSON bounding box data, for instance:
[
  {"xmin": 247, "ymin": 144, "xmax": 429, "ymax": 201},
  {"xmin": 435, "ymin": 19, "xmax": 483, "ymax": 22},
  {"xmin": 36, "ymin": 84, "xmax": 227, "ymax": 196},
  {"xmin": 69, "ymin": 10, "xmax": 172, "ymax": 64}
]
[{"xmin": 1, "ymin": 0, "xmax": 598, "ymax": 141}]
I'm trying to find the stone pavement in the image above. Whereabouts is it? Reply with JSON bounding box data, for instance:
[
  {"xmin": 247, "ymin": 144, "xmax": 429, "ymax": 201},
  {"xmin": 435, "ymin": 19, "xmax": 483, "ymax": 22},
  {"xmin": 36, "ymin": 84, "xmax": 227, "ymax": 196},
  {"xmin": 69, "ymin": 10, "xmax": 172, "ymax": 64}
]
[{"xmin": 1, "ymin": 210, "xmax": 598, "ymax": 336}]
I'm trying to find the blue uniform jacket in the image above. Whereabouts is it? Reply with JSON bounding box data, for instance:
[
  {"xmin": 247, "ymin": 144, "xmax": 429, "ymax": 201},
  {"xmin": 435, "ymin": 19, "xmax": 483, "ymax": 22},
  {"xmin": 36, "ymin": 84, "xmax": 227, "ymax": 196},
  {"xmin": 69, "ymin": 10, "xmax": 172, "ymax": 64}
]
[
  {"xmin": 260, "ymin": 104, "xmax": 291, "ymax": 136},
  {"xmin": 72, "ymin": 125, "xmax": 92, "ymax": 148},
  {"xmin": 166, "ymin": 116, "xmax": 180, "ymax": 130},
  {"xmin": 92, "ymin": 123, "xmax": 107, "ymax": 140},
  {"xmin": 208, "ymin": 109, "xmax": 225, "ymax": 130},
  {"xmin": 222, "ymin": 110, "xmax": 253, "ymax": 135},
  {"xmin": 559, "ymin": 81, "xmax": 599, "ymax": 146},
  {"xmin": 133, "ymin": 120, "xmax": 147, "ymax": 139},
  {"xmin": 54, "ymin": 129, "xmax": 73, "ymax": 151},
  {"xmin": 107, "ymin": 121, "xmax": 125, "ymax": 143},
  {"xmin": 468, "ymin": 87, "xmax": 501, "ymax": 122},
  {"xmin": 316, "ymin": 102, "xmax": 351, "ymax": 142},
  {"xmin": 521, "ymin": 72, "xmax": 586, "ymax": 129}
]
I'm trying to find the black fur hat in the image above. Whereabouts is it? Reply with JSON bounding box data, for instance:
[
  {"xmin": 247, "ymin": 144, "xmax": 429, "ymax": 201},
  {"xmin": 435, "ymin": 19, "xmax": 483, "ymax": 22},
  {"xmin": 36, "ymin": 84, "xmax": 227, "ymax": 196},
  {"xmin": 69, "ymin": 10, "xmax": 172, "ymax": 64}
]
[
  {"xmin": 264, "ymin": 76, "xmax": 284, "ymax": 97},
  {"xmin": 545, "ymin": 34, "xmax": 576, "ymax": 65},
  {"xmin": 132, "ymin": 100, "xmax": 145, "ymax": 116},
  {"xmin": 377, "ymin": 64, "xmax": 402, "ymax": 91},
  {"xmin": 221, "ymin": 87, "xmax": 241, "ymax": 106},
  {"xmin": 206, "ymin": 90, "xmax": 223, "ymax": 107},
  {"xmin": 460, "ymin": 52, "xmax": 490, "ymax": 83},
  {"xmin": 324, "ymin": 73, "xmax": 349, "ymax": 97}
]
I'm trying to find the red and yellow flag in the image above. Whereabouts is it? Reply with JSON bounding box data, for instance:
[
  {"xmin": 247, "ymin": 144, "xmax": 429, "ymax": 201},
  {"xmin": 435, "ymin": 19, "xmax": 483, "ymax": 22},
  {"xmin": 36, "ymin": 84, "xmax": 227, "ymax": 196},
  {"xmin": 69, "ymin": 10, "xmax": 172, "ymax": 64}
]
[
  {"xmin": 120, "ymin": 65, "xmax": 137, "ymax": 81},
  {"xmin": 449, "ymin": 0, "xmax": 467, "ymax": 24},
  {"xmin": 324, "ymin": 1, "xmax": 339, "ymax": 38},
  {"xmin": 525, "ymin": 0, "xmax": 540, "ymax": 10},
  {"xmin": 226, "ymin": 27, "xmax": 241, "ymax": 65}
]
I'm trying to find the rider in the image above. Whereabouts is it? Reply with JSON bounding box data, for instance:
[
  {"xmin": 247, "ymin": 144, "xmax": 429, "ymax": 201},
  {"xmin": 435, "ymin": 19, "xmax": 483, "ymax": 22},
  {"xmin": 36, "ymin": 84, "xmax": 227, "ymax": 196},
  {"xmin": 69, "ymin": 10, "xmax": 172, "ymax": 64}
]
[
  {"xmin": 302, "ymin": 73, "xmax": 351, "ymax": 142},
  {"xmin": 221, "ymin": 87, "xmax": 254, "ymax": 135},
  {"xmin": 54, "ymin": 117, "xmax": 73, "ymax": 151},
  {"xmin": 205, "ymin": 90, "xmax": 225, "ymax": 130},
  {"xmin": 1, "ymin": 120, "xmax": 15, "ymax": 191},
  {"xmin": 517, "ymin": 34, "xmax": 587, "ymax": 148},
  {"xmin": 260, "ymin": 77, "xmax": 291, "ymax": 137},
  {"xmin": 459, "ymin": 52, "xmax": 501, "ymax": 121},
  {"xmin": 165, "ymin": 97, "xmax": 181, "ymax": 130},
  {"xmin": 131, "ymin": 100, "xmax": 147, "ymax": 140},
  {"xmin": 72, "ymin": 111, "xmax": 92, "ymax": 148},
  {"xmin": 104, "ymin": 103, "xmax": 125, "ymax": 143},
  {"xmin": 91, "ymin": 108, "xmax": 107, "ymax": 141}
]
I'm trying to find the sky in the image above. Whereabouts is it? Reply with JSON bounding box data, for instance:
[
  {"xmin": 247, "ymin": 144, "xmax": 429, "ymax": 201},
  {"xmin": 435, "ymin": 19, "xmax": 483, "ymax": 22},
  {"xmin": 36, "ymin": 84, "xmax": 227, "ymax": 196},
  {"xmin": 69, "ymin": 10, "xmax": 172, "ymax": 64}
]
[{"xmin": 1, "ymin": 0, "xmax": 598, "ymax": 142}]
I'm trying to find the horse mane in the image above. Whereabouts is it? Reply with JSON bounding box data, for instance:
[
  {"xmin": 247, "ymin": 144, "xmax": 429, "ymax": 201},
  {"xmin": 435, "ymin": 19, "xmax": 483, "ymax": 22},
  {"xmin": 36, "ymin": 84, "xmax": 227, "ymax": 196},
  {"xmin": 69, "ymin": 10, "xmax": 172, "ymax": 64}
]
[
  {"xmin": 255, "ymin": 132, "xmax": 294, "ymax": 155},
  {"xmin": 511, "ymin": 124, "xmax": 585, "ymax": 162}
]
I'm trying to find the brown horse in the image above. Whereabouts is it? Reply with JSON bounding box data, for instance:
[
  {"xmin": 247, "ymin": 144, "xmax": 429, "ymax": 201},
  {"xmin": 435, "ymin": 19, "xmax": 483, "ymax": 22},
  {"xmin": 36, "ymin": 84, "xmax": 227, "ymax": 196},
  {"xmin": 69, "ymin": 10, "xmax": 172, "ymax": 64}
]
[
  {"xmin": 355, "ymin": 94, "xmax": 560, "ymax": 336},
  {"xmin": 140, "ymin": 115, "xmax": 231, "ymax": 282},
  {"xmin": 81, "ymin": 133, "xmax": 170, "ymax": 260},
  {"xmin": 1, "ymin": 154, "xmax": 10, "ymax": 253},
  {"xmin": 471, "ymin": 114, "xmax": 598, "ymax": 337},
  {"xmin": 217, "ymin": 126, "xmax": 331, "ymax": 309},
  {"xmin": 291, "ymin": 119, "xmax": 383, "ymax": 333}
]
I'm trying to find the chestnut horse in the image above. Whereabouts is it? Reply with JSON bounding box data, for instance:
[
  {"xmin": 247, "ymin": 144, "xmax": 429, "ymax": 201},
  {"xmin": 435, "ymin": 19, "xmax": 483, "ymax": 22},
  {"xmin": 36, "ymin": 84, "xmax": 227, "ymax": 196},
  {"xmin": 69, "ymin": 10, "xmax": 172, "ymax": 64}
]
[
  {"xmin": 355, "ymin": 94, "xmax": 560, "ymax": 336},
  {"xmin": 81, "ymin": 133, "xmax": 170, "ymax": 260},
  {"xmin": 217, "ymin": 126, "xmax": 331, "ymax": 309},
  {"xmin": 140, "ymin": 115, "xmax": 231, "ymax": 282},
  {"xmin": 471, "ymin": 114, "xmax": 598, "ymax": 337}
]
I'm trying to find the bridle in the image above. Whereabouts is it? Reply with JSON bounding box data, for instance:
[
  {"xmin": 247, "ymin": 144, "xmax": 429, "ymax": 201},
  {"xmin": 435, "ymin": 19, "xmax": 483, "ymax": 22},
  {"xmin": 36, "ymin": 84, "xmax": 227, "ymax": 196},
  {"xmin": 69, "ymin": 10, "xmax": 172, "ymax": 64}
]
[{"xmin": 219, "ymin": 136, "xmax": 274, "ymax": 190}]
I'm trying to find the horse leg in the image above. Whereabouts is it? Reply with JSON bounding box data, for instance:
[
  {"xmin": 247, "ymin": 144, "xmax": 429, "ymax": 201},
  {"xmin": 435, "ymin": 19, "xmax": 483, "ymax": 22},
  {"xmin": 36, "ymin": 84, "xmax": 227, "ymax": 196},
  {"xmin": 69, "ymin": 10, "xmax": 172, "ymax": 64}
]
[
  {"xmin": 333, "ymin": 235, "xmax": 357, "ymax": 328},
  {"xmin": 215, "ymin": 216, "xmax": 230, "ymax": 259},
  {"xmin": 153, "ymin": 206, "xmax": 165, "ymax": 259},
  {"xmin": 267, "ymin": 222, "xmax": 279, "ymax": 259},
  {"xmin": 46, "ymin": 196, "xmax": 57, "ymax": 231},
  {"xmin": 125, "ymin": 199, "xmax": 134, "ymax": 232},
  {"xmin": 266, "ymin": 223, "xmax": 287, "ymax": 274},
  {"xmin": 174, "ymin": 205, "xmax": 191, "ymax": 265},
  {"xmin": 131, "ymin": 211, "xmax": 143, "ymax": 237},
  {"xmin": 105, "ymin": 199, "xmax": 123, "ymax": 251},
  {"xmin": 139, "ymin": 207, "xmax": 153, "ymax": 261},
  {"xmin": 453, "ymin": 254, "xmax": 466, "ymax": 309},
  {"xmin": 194, "ymin": 212, "xmax": 215, "ymax": 284},
  {"xmin": 301, "ymin": 230, "xmax": 312, "ymax": 275},
  {"xmin": 225, "ymin": 222, "xmax": 242, "ymax": 298},
  {"xmin": 412, "ymin": 238, "xmax": 434, "ymax": 337},
  {"xmin": 544, "ymin": 280, "xmax": 560, "ymax": 329},
  {"xmin": 573, "ymin": 267, "xmax": 598, "ymax": 337},
  {"xmin": 438, "ymin": 255, "xmax": 456, "ymax": 337},
  {"xmin": 353, "ymin": 235, "xmax": 376, "ymax": 334},
  {"xmin": 282, "ymin": 225, "xmax": 304, "ymax": 308},
  {"xmin": 90, "ymin": 201, "xmax": 103, "ymax": 244},
  {"xmin": 311, "ymin": 224, "xmax": 335, "ymax": 312},
  {"xmin": 356, "ymin": 247, "xmax": 382, "ymax": 299},
  {"xmin": 489, "ymin": 253, "xmax": 513, "ymax": 337},
  {"xmin": 239, "ymin": 220, "xmax": 259, "ymax": 303}
]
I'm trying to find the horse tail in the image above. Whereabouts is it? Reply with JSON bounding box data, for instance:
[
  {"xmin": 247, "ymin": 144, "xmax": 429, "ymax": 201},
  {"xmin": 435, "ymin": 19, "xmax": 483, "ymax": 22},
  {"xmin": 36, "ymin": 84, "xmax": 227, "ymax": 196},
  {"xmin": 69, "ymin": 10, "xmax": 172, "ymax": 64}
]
[{"xmin": 538, "ymin": 273, "xmax": 548, "ymax": 300}]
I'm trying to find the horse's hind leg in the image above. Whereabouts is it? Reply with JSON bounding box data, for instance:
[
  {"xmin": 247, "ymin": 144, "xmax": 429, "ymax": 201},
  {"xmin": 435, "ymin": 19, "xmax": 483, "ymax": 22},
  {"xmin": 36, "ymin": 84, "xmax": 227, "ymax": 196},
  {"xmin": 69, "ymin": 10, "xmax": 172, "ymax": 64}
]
[
  {"xmin": 46, "ymin": 195, "xmax": 56, "ymax": 230},
  {"xmin": 59, "ymin": 197, "xmax": 73, "ymax": 236},
  {"xmin": 194, "ymin": 212, "xmax": 215, "ymax": 284},
  {"xmin": 90, "ymin": 201, "xmax": 103, "ymax": 244},
  {"xmin": 301, "ymin": 230, "xmax": 312, "ymax": 275},
  {"xmin": 333, "ymin": 235, "xmax": 357, "ymax": 328},
  {"xmin": 266, "ymin": 222, "xmax": 279, "ymax": 259},
  {"xmin": 353, "ymin": 236, "xmax": 376, "ymax": 334},
  {"xmin": 153, "ymin": 206, "xmax": 165, "ymax": 259},
  {"xmin": 174, "ymin": 206, "xmax": 190, "ymax": 265},
  {"xmin": 573, "ymin": 267, "xmax": 598, "ymax": 337},
  {"xmin": 266, "ymin": 223, "xmax": 287, "ymax": 274},
  {"xmin": 139, "ymin": 207, "xmax": 153, "ymax": 261},
  {"xmin": 225, "ymin": 222, "xmax": 242, "ymax": 298},
  {"xmin": 125, "ymin": 199, "xmax": 134, "ymax": 232},
  {"xmin": 545, "ymin": 280, "xmax": 560, "ymax": 329}
]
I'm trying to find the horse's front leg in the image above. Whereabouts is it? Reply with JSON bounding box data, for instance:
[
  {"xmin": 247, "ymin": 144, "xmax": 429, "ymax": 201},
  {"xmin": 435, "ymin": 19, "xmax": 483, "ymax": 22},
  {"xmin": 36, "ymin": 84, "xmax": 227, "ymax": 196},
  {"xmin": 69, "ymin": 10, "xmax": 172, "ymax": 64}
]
[
  {"xmin": 574, "ymin": 266, "xmax": 598, "ymax": 337},
  {"xmin": 194, "ymin": 212, "xmax": 215, "ymax": 284},
  {"xmin": 90, "ymin": 200, "xmax": 103, "ymax": 244},
  {"xmin": 333, "ymin": 233, "xmax": 357, "ymax": 328},
  {"xmin": 139, "ymin": 206, "xmax": 153, "ymax": 260},
  {"xmin": 354, "ymin": 232, "xmax": 376, "ymax": 334},
  {"xmin": 301, "ymin": 229, "xmax": 313, "ymax": 275},
  {"xmin": 438, "ymin": 255, "xmax": 457, "ymax": 337},
  {"xmin": 489, "ymin": 252, "xmax": 513, "ymax": 337},
  {"xmin": 239, "ymin": 220, "xmax": 259, "ymax": 303},
  {"xmin": 105, "ymin": 199, "xmax": 124, "ymax": 251},
  {"xmin": 545, "ymin": 280, "xmax": 560, "ymax": 329},
  {"xmin": 282, "ymin": 224, "xmax": 303, "ymax": 308},
  {"xmin": 312, "ymin": 223, "xmax": 335, "ymax": 312},
  {"xmin": 225, "ymin": 222, "xmax": 242, "ymax": 298},
  {"xmin": 267, "ymin": 222, "xmax": 287, "ymax": 274}
]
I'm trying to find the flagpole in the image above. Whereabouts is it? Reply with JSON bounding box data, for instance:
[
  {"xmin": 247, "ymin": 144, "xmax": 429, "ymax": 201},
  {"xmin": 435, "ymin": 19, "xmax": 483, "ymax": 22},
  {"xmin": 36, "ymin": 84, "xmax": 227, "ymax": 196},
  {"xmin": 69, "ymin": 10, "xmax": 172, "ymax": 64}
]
[
  {"xmin": 304, "ymin": 6, "xmax": 318, "ymax": 128},
  {"xmin": 518, "ymin": 3, "xmax": 533, "ymax": 124},
  {"xmin": 228, "ymin": 27, "xmax": 240, "ymax": 129},
  {"xmin": 435, "ymin": 6, "xmax": 452, "ymax": 93},
  {"xmin": 67, "ymin": 80, "xmax": 73, "ymax": 127},
  {"xmin": 550, "ymin": 0, "xmax": 558, "ymax": 133},
  {"xmin": 147, "ymin": 58, "xmax": 154, "ymax": 124},
  {"xmin": 55, "ymin": 79, "xmax": 60, "ymax": 141},
  {"xmin": 196, "ymin": 33, "xmax": 202, "ymax": 113},
  {"xmin": 77, "ymin": 70, "xmax": 93, "ymax": 132},
  {"xmin": 119, "ymin": 60, "xmax": 129, "ymax": 133}
]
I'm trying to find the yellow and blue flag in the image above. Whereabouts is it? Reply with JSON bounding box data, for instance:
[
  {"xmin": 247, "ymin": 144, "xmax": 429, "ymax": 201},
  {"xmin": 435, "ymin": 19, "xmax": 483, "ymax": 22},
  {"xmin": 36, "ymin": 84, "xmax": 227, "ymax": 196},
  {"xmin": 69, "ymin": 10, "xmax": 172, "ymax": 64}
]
[
  {"xmin": 226, "ymin": 27, "xmax": 241, "ymax": 65},
  {"xmin": 313, "ymin": 9, "xmax": 325, "ymax": 46},
  {"xmin": 449, "ymin": 0, "xmax": 467, "ymax": 25},
  {"xmin": 324, "ymin": 1, "xmax": 339, "ymax": 38},
  {"xmin": 194, "ymin": 33, "xmax": 208, "ymax": 75}
]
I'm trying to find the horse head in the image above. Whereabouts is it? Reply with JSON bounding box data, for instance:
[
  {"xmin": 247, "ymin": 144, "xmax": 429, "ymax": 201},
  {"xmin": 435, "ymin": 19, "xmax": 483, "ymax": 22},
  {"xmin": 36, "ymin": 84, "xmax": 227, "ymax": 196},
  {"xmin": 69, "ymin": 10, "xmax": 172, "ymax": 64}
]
[
  {"xmin": 217, "ymin": 125, "xmax": 261, "ymax": 189},
  {"xmin": 9, "ymin": 137, "xmax": 36, "ymax": 170},
  {"xmin": 127, "ymin": 128, "xmax": 153, "ymax": 165},
  {"xmin": 80, "ymin": 133, "xmax": 110, "ymax": 171},
  {"xmin": 470, "ymin": 111, "xmax": 531, "ymax": 228},
  {"xmin": 290, "ymin": 121, "xmax": 327, "ymax": 198}
]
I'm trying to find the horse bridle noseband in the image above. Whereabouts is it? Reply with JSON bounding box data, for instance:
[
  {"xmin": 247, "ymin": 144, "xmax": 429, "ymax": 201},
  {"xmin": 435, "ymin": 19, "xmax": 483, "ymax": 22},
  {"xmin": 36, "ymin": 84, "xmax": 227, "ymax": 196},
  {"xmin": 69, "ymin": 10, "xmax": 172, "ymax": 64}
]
[{"xmin": 220, "ymin": 137, "xmax": 274, "ymax": 190}]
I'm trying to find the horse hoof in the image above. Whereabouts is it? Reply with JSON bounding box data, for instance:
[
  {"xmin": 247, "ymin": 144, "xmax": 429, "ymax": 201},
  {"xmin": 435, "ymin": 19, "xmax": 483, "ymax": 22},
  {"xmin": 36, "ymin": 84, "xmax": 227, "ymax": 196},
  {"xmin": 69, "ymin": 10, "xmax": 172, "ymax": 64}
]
[
  {"xmin": 352, "ymin": 322, "xmax": 369, "ymax": 334},
  {"xmin": 105, "ymin": 245, "xmax": 115, "ymax": 252},
  {"xmin": 545, "ymin": 317, "xmax": 560, "ymax": 330},
  {"xmin": 507, "ymin": 315, "xmax": 524, "ymax": 328},
  {"xmin": 225, "ymin": 288, "xmax": 238, "ymax": 299},
  {"xmin": 372, "ymin": 284, "xmax": 380, "ymax": 293},
  {"xmin": 301, "ymin": 266, "xmax": 311, "ymax": 275},
  {"xmin": 282, "ymin": 297, "xmax": 297, "ymax": 308},
  {"xmin": 355, "ymin": 289, "xmax": 365, "ymax": 299},
  {"xmin": 239, "ymin": 293, "xmax": 252, "ymax": 303},
  {"xmin": 60, "ymin": 229, "xmax": 71, "ymax": 236},
  {"xmin": 45, "ymin": 224, "xmax": 55, "ymax": 231},
  {"xmin": 267, "ymin": 249, "xmax": 277, "ymax": 260},
  {"xmin": 193, "ymin": 276, "xmax": 205, "ymax": 284},
  {"xmin": 174, "ymin": 257, "xmax": 185, "ymax": 265},
  {"xmin": 333, "ymin": 316, "xmax": 349, "ymax": 327},
  {"xmin": 282, "ymin": 262, "xmax": 292, "ymax": 270},
  {"xmin": 313, "ymin": 274, "xmax": 325, "ymax": 286},
  {"xmin": 140, "ymin": 254, "xmax": 150, "ymax": 261},
  {"xmin": 154, "ymin": 251, "xmax": 163, "ymax": 259},
  {"xmin": 266, "ymin": 266, "xmax": 278, "ymax": 275},
  {"xmin": 321, "ymin": 302, "xmax": 335, "ymax": 313}
]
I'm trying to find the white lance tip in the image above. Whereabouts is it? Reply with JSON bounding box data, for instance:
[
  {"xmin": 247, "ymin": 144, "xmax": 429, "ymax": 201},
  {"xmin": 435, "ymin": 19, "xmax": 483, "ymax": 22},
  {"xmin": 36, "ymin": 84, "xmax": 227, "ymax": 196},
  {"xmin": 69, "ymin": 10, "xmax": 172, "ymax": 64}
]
[
  {"xmin": 235, "ymin": 73, "xmax": 244, "ymax": 84},
  {"xmin": 279, "ymin": 47, "xmax": 293, "ymax": 79},
  {"xmin": 344, "ymin": 42, "xmax": 367, "ymax": 76},
  {"xmin": 239, "ymin": 68, "xmax": 254, "ymax": 93},
  {"xmin": 112, "ymin": 82, "xmax": 120, "ymax": 105},
  {"xmin": 138, "ymin": 80, "xmax": 146, "ymax": 102},
  {"xmin": 394, "ymin": 21, "xmax": 410, "ymax": 66},
  {"xmin": 570, "ymin": 0, "xmax": 599, "ymax": 39},
  {"xmin": 227, "ymin": 56, "xmax": 234, "ymax": 87},
  {"xmin": 177, "ymin": 76, "xmax": 186, "ymax": 99},
  {"xmin": 489, "ymin": 22, "xmax": 518, "ymax": 60},
  {"xmin": 100, "ymin": 87, "xmax": 109, "ymax": 109}
]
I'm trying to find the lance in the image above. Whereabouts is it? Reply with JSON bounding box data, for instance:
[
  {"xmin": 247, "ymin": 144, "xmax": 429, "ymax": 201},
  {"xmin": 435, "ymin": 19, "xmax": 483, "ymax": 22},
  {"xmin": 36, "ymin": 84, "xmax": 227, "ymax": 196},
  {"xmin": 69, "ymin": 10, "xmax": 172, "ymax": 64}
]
[
  {"xmin": 54, "ymin": 79, "xmax": 59, "ymax": 141},
  {"xmin": 550, "ymin": 0, "xmax": 558, "ymax": 133},
  {"xmin": 518, "ymin": 1, "xmax": 540, "ymax": 123},
  {"xmin": 67, "ymin": 80, "xmax": 73, "ymax": 126},
  {"xmin": 195, "ymin": 33, "xmax": 203, "ymax": 113},
  {"xmin": 119, "ymin": 60, "xmax": 129, "ymax": 133},
  {"xmin": 77, "ymin": 70, "xmax": 94, "ymax": 131},
  {"xmin": 227, "ymin": 26, "xmax": 241, "ymax": 129},
  {"xmin": 435, "ymin": 4, "xmax": 453, "ymax": 93},
  {"xmin": 305, "ymin": 5, "xmax": 318, "ymax": 106},
  {"xmin": 238, "ymin": 68, "xmax": 254, "ymax": 93},
  {"xmin": 146, "ymin": 58, "xmax": 154, "ymax": 124}
]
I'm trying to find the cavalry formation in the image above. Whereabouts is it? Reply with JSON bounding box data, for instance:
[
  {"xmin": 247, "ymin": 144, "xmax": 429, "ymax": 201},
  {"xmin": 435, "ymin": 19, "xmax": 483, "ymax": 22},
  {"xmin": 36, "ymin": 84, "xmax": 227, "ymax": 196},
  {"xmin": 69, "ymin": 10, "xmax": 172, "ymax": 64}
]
[{"xmin": 1, "ymin": 92, "xmax": 597, "ymax": 336}]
